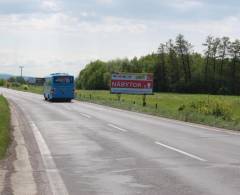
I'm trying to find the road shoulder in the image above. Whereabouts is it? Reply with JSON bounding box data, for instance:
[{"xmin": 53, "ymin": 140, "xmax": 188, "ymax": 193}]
[{"xmin": 0, "ymin": 101, "xmax": 52, "ymax": 195}]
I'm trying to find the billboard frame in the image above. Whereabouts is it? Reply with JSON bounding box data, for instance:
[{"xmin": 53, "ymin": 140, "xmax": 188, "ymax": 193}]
[
  {"xmin": 110, "ymin": 72, "xmax": 154, "ymax": 95},
  {"xmin": 110, "ymin": 73, "xmax": 154, "ymax": 106}
]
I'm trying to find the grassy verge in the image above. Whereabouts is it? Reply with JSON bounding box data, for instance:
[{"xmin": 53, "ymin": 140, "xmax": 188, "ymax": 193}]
[
  {"xmin": 76, "ymin": 90, "xmax": 240, "ymax": 131},
  {"xmin": 10, "ymin": 85, "xmax": 43, "ymax": 94},
  {"xmin": 0, "ymin": 95, "xmax": 10, "ymax": 159},
  {"xmin": 7, "ymin": 85, "xmax": 240, "ymax": 131}
]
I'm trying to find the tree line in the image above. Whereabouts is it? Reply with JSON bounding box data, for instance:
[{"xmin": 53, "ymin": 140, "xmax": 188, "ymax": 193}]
[{"xmin": 76, "ymin": 34, "xmax": 240, "ymax": 95}]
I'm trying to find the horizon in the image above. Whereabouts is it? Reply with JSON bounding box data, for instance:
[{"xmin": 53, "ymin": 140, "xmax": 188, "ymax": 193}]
[{"xmin": 0, "ymin": 0, "xmax": 239, "ymax": 77}]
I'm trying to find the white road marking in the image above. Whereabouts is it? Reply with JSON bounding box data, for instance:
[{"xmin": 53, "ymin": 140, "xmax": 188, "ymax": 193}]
[
  {"xmin": 62, "ymin": 104, "xmax": 72, "ymax": 111},
  {"xmin": 108, "ymin": 124, "xmax": 128, "ymax": 132},
  {"xmin": 155, "ymin": 141, "xmax": 207, "ymax": 162},
  {"xmin": 76, "ymin": 100, "xmax": 240, "ymax": 136},
  {"xmin": 10, "ymin": 106, "xmax": 37, "ymax": 195},
  {"xmin": 78, "ymin": 112, "xmax": 91, "ymax": 118},
  {"xmin": 175, "ymin": 122, "xmax": 240, "ymax": 136},
  {"xmin": 4, "ymin": 89, "xmax": 238, "ymax": 137},
  {"xmin": 29, "ymin": 121, "xmax": 69, "ymax": 195}
]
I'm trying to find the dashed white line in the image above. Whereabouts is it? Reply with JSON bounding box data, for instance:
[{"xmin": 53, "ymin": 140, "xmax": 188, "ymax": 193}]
[
  {"xmin": 76, "ymin": 100, "xmax": 240, "ymax": 136},
  {"xmin": 155, "ymin": 141, "xmax": 207, "ymax": 162},
  {"xmin": 79, "ymin": 112, "xmax": 91, "ymax": 118},
  {"xmin": 62, "ymin": 105, "xmax": 72, "ymax": 111},
  {"xmin": 108, "ymin": 124, "xmax": 128, "ymax": 132}
]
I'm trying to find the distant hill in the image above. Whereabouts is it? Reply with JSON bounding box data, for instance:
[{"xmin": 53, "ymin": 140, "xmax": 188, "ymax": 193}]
[
  {"xmin": 0, "ymin": 74, "xmax": 12, "ymax": 80},
  {"xmin": 0, "ymin": 74, "xmax": 42, "ymax": 83}
]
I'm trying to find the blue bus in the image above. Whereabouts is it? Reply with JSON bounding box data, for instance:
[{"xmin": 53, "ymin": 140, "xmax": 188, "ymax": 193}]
[{"xmin": 44, "ymin": 73, "xmax": 75, "ymax": 102}]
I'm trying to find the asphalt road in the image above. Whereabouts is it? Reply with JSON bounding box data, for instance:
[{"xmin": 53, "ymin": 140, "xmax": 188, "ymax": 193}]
[{"xmin": 1, "ymin": 88, "xmax": 240, "ymax": 195}]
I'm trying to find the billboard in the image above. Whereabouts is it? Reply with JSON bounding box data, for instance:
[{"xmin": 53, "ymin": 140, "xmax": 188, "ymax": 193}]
[
  {"xmin": 111, "ymin": 73, "xmax": 153, "ymax": 95},
  {"xmin": 35, "ymin": 78, "xmax": 45, "ymax": 85},
  {"xmin": 27, "ymin": 77, "xmax": 45, "ymax": 85}
]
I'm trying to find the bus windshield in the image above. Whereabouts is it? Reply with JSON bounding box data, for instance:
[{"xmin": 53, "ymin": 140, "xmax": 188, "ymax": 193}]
[{"xmin": 53, "ymin": 76, "xmax": 73, "ymax": 84}]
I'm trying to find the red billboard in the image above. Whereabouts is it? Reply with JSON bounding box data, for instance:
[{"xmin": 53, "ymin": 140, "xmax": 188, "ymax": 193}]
[{"xmin": 111, "ymin": 73, "xmax": 153, "ymax": 95}]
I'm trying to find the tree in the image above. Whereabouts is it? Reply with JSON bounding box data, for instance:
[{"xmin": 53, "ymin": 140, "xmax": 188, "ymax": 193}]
[
  {"xmin": 76, "ymin": 34, "xmax": 240, "ymax": 95},
  {"xmin": 211, "ymin": 38, "xmax": 221, "ymax": 86},
  {"xmin": 202, "ymin": 36, "xmax": 221, "ymax": 93},
  {"xmin": 166, "ymin": 39, "xmax": 180, "ymax": 90},
  {"xmin": 229, "ymin": 39, "xmax": 240, "ymax": 94},
  {"xmin": 218, "ymin": 37, "xmax": 230, "ymax": 86},
  {"xmin": 8, "ymin": 77, "xmax": 16, "ymax": 83},
  {"xmin": 154, "ymin": 43, "xmax": 167, "ymax": 91},
  {"xmin": 203, "ymin": 35, "xmax": 214, "ymax": 87},
  {"xmin": 175, "ymin": 34, "xmax": 192, "ymax": 84},
  {"xmin": 0, "ymin": 79, "xmax": 5, "ymax": 86},
  {"xmin": 77, "ymin": 60, "xmax": 108, "ymax": 90}
]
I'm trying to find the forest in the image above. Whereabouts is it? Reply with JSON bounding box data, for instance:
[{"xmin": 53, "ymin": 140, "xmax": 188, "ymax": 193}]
[{"xmin": 76, "ymin": 34, "xmax": 240, "ymax": 95}]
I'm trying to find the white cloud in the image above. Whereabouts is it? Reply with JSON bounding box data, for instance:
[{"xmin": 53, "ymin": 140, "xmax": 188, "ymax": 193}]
[
  {"xmin": 96, "ymin": 0, "xmax": 113, "ymax": 5},
  {"xmin": 163, "ymin": 15, "xmax": 240, "ymax": 37},
  {"xmin": 0, "ymin": 12, "xmax": 148, "ymax": 76},
  {"xmin": 0, "ymin": 0, "xmax": 240, "ymax": 77},
  {"xmin": 41, "ymin": 0, "xmax": 61, "ymax": 12},
  {"xmin": 0, "ymin": 13, "xmax": 147, "ymax": 34},
  {"xmin": 166, "ymin": 0, "xmax": 204, "ymax": 10}
]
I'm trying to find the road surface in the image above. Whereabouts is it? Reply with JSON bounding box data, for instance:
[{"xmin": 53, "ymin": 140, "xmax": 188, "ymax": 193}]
[{"xmin": 1, "ymin": 88, "xmax": 240, "ymax": 195}]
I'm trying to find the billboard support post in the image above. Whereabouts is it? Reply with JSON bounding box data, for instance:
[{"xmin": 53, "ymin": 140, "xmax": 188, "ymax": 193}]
[
  {"xmin": 117, "ymin": 94, "xmax": 121, "ymax": 101},
  {"xmin": 143, "ymin": 94, "xmax": 146, "ymax": 107}
]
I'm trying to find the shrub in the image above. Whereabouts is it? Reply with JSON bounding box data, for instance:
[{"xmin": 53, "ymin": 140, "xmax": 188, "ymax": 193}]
[
  {"xmin": 211, "ymin": 99, "xmax": 232, "ymax": 120},
  {"xmin": 22, "ymin": 85, "xmax": 29, "ymax": 90},
  {"xmin": 178, "ymin": 98, "xmax": 233, "ymax": 121},
  {"xmin": 178, "ymin": 104, "xmax": 186, "ymax": 112}
]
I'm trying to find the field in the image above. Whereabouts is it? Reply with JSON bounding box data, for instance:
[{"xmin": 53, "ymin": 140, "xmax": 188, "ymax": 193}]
[
  {"xmin": 0, "ymin": 95, "xmax": 10, "ymax": 159},
  {"xmin": 8, "ymin": 85, "xmax": 240, "ymax": 131}
]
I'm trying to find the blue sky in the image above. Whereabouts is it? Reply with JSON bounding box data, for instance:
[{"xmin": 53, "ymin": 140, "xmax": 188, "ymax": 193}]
[{"xmin": 0, "ymin": 0, "xmax": 239, "ymax": 76}]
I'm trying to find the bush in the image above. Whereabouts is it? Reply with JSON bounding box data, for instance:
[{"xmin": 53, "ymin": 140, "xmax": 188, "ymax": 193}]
[
  {"xmin": 178, "ymin": 98, "xmax": 233, "ymax": 121},
  {"xmin": 212, "ymin": 99, "xmax": 232, "ymax": 120},
  {"xmin": 22, "ymin": 85, "xmax": 29, "ymax": 90}
]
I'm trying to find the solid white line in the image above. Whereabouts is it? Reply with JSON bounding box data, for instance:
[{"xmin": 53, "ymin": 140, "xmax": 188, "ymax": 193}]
[
  {"xmin": 29, "ymin": 121, "xmax": 69, "ymax": 195},
  {"xmin": 155, "ymin": 141, "xmax": 207, "ymax": 162},
  {"xmin": 108, "ymin": 124, "xmax": 128, "ymax": 132},
  {"xmin": 11, "ymin": 106, "xmax": 37, "ymax": 195},
  {"xmin": 62, "ymin": 104, "xmax": 91, "ymax": 118}
]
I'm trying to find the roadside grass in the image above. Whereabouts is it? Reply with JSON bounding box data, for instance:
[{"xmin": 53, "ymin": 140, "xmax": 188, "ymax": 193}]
[
  {"xmin": 0, "ymin": 95, "xmax": 10, "ymax": 159},
  {"xmin": 7, "ymin": 85, "xmax": 240, "ymax": 131},
  {"xmin": 10, "ymin": 85, "xmax": 43, "ymax": 94},
  {"xmin": 76, "ymin": 90, "xmax": 240, "ymax": 131}
]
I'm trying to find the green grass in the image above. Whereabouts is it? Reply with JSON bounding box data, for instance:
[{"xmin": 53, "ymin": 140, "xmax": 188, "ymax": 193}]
[
  {"xmin": 11, "ymin": 85, "xmax": 43, "ymax": 94},
  {"xmin": 76, "ymin": 90, "xmax": 240, "ymax": 131},
  {"xmin": 0, "ymin": 95, "xmax": 10, "ymax": 159},
  {"xmin": 8, "ymin": 85, "xmax": 240, "ymax": 131}
]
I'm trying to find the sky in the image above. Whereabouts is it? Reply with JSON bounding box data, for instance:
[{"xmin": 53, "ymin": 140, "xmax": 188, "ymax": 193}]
[{"xmin": 0, "ymin": 0, "xmax": 239, "ymax": 77}]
